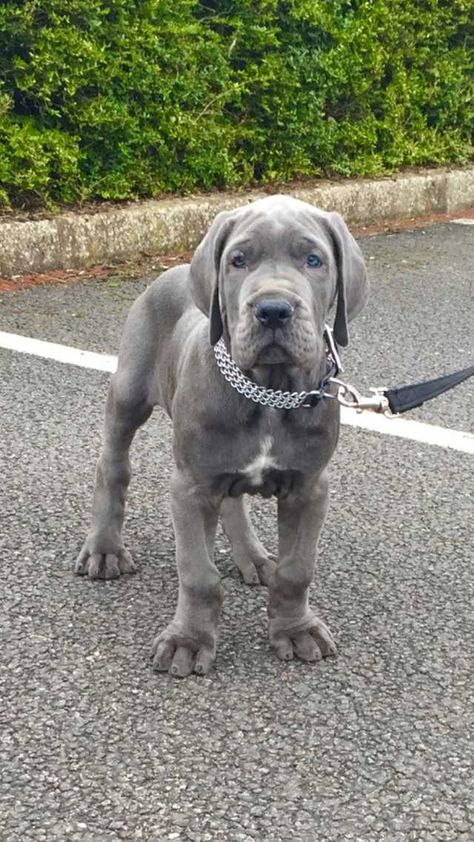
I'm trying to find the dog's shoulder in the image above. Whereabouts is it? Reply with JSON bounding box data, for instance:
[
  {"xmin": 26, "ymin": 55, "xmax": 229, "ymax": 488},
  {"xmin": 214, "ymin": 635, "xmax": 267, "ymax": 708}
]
[
  {"xmin": 145, "ymin": 264, "xmax": 192, "ymax": 313},
  {"xmin": 137, "ymin": 263, "xmax": 206, "ymax": 342}
]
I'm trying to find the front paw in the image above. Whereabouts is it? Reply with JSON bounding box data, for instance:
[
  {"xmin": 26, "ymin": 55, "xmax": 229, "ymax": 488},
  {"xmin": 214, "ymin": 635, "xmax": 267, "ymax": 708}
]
[
  {"xmin": 270, "ymin": 616, "xmax": 337, "ymax": 663},
  {"xmin": 74, "ymin": 538, "xmax": 136, "ymax": 580},
  {"xmin": 150, "ymin": 624, "xmax": 217, "ymax": 678}
]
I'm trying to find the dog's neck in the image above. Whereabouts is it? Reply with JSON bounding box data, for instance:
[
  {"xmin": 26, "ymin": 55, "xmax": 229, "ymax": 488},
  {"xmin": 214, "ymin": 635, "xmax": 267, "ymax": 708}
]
[
  {"xmin": 247, "ymin": 357, "xmax": 328, "ymax": 393},
  {"xmin": 220, "ymin": 320, "xmax": 330, "ymax": 395}
]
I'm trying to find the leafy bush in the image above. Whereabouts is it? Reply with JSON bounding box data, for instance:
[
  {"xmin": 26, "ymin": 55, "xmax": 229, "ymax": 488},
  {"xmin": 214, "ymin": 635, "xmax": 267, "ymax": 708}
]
[{"xmin": 0, "ymin": 0, "xmax": 472, "ymax": 207}]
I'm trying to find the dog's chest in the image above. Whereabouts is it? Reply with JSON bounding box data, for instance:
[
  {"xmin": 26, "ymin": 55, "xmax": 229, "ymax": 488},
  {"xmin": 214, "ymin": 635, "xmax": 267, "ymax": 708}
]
[
  {"xmin": 241, "ymin": 435, "xmax": 277, "ymax": 484},
  {"xmin": 213, "ymin": 431, "xmax": 315, "ymax": 498},
  {"xmin": 178, "ymin": 399, "xmax": 339, "ymax": 498}
]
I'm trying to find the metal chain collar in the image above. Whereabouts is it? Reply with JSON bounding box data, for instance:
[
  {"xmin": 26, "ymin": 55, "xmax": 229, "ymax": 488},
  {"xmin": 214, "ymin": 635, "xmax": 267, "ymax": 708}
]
[{"xmin": 213, "ymin": 324, "xmax": 342, "ymax": 410}]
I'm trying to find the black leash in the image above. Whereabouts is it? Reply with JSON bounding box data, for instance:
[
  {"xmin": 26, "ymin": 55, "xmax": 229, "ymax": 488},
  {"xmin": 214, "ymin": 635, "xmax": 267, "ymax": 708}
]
[
  {"xmin": 335, "ymin": 360, "xmax": 474, "ymax": 415},
  {"xmin": 384, "ymin": 364, "xmax": 474, "ymax": 414}
]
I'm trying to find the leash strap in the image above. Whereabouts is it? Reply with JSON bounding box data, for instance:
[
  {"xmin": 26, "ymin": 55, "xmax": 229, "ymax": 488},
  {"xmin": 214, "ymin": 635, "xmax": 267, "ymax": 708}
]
[{"xmin": 385, "ymin": 364, "xmax": 474, "ymax": 414}]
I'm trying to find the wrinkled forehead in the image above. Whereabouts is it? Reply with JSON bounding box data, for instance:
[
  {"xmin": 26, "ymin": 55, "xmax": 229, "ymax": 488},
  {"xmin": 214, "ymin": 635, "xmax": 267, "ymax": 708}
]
[{"xmin": 227, "ymin": 197, "xmax": 333, "ymax": 255}]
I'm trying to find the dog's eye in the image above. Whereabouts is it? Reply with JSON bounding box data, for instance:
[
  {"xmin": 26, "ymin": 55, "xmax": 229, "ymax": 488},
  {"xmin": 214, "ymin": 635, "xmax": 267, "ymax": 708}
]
[
  {"xmin": 306, "ymin": 254, "xmax": 322, "ymax": 268},
  {"xmin": 231, "ymin": 252, "xmax": 247, "ymax": 269}
]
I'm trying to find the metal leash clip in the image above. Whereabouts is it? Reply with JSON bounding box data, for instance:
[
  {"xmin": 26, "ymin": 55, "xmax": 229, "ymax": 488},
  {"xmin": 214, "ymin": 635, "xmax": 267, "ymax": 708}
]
[{"xmin": 332, "ymin": 380, "xmax": 392, "ymax": 415}]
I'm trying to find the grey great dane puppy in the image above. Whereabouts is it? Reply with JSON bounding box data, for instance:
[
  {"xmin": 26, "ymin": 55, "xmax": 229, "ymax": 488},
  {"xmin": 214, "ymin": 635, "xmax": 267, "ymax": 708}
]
[{"xmin": 75, "ymin": 195, "xmax": 368, "ymax": 677}]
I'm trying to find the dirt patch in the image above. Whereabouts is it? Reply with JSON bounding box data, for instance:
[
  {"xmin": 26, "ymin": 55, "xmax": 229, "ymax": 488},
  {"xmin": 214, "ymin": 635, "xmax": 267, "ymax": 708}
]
[
  {"xmin": 0, "ymin": 254, "xmax": 190, "ymax": 293},
  {"xmin": 351, "ymin": 207, "xmax": 474, "ymax": 238}
]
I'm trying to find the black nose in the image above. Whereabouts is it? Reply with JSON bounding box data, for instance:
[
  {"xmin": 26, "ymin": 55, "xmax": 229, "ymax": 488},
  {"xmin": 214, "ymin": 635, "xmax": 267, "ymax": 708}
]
[{"xmin": 254, "ymin": 298, "xmax": 293, "ymax": 329}]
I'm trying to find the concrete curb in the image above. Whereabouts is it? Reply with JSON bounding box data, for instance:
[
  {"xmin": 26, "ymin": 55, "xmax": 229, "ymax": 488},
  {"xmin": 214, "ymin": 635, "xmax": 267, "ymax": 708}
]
[{"xmin": 1, "ymin": 166, "xmax": 473, "ymax": 278}]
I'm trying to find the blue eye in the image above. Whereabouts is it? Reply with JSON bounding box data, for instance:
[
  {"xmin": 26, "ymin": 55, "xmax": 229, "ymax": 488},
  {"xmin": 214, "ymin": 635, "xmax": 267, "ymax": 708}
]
[
  {"xmin": 231, "ymin": 252, "xmax": 247, "ymax": 268},
  {"xmin": 306, "ymin": 254, "xmax": 322, "ymax": 268}
]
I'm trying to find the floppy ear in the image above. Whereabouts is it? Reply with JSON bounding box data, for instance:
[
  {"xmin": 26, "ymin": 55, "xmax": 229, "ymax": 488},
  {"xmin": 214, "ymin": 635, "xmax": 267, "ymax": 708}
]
[
  {"xmin": 189, "ymin": 209, "xmax": 237, "ymax": 346},
  {"xmin": 326, "ymin": 212, "xmax": 369, "ymax": 347}
]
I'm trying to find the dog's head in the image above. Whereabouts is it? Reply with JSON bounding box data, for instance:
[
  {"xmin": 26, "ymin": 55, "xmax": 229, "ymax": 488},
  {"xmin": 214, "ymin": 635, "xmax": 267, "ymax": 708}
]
[{"xmin": 189, "ymin": 195, "xmax": 368, "ymax": 370}]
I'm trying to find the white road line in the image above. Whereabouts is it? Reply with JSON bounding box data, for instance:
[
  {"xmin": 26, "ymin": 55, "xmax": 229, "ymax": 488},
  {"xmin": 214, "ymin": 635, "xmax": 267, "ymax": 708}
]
[
  {"xmin": 1, "ymin": 330, "xmax": 473, "ymax": 455},
  {"xmin": 0, "ymin": 330, "xmax": 117, "ymax": 373},
  {"xmin": 340, "ymin": 407, "xmax": 474, "ymax": 454}
]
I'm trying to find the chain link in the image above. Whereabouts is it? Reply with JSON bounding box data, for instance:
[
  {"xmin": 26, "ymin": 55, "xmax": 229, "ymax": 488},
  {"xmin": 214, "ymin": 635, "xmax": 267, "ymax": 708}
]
[{"xmin": 213, "ymin": 339, "xmax": 327, "ymax": 410}]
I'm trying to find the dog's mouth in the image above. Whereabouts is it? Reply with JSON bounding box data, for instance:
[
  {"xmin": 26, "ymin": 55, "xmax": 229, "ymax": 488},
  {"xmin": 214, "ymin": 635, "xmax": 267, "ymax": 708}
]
[
  {"xmin": 231, "ymin": 327, "xmax": 318, "ymax": 371},
  {"xmin": 254, "ymin": 342, "xmax": 292, "ymax": 365}
]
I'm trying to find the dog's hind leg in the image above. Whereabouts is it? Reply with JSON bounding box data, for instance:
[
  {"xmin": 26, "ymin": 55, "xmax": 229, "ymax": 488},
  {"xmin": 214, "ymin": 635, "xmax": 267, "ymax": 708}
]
[{"xmin": 220, "ymin": 497, "xmax": 276, "ymax": 586}]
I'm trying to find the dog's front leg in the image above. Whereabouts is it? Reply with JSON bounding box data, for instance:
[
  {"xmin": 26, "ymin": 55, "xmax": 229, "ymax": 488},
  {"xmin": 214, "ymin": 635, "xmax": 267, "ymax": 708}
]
[
  {"xmin": 269, "ymin": 470, "xmax": 337, "ymax": 663},
  {"xmin": 75, "ymin": 379, "xmax": 152, "ymax": 579},
  {"xmin": 151, "ymin": 469, "xmax": 223, "ymax": 677}
]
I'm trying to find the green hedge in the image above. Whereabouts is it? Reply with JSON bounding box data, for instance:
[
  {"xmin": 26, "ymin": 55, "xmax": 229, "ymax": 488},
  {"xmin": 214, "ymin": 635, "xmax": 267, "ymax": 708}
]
[{"xmin": 0, "ymin": 0, "xmax": 472, "ymax": 208}]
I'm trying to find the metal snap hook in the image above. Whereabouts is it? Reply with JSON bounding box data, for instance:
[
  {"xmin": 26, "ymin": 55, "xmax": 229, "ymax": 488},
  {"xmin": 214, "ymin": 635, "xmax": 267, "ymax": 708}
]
[{"xmin": 334, "ymin": 381, "xmax": 391, "ymax": 414}]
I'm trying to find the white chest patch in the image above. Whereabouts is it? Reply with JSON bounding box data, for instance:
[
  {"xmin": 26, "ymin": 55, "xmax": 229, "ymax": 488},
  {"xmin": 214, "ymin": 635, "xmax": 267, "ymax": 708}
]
[{"xmin": 243, "ymin": 436, "xmax": 278, "ymax": 486}]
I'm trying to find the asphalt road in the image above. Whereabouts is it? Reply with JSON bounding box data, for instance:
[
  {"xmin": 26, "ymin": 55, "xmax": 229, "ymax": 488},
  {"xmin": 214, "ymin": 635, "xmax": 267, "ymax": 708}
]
[{"xmin": 0, "ymin": 220, "xmax": 473, "ymax": 841}]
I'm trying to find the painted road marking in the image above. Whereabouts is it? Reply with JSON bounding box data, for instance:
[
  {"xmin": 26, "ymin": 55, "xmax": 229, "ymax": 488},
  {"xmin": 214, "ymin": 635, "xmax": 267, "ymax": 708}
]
[
  {"xmin": 0, "ymin": 330, "xmax": 116, "ymax": 373},
  {"xmin": 1, "ymin": 330, "xmax": 473, "ymax": 455},
  {"xmin": 340, "ymin": 407, "xmax": 473, "ymax": 453}
]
